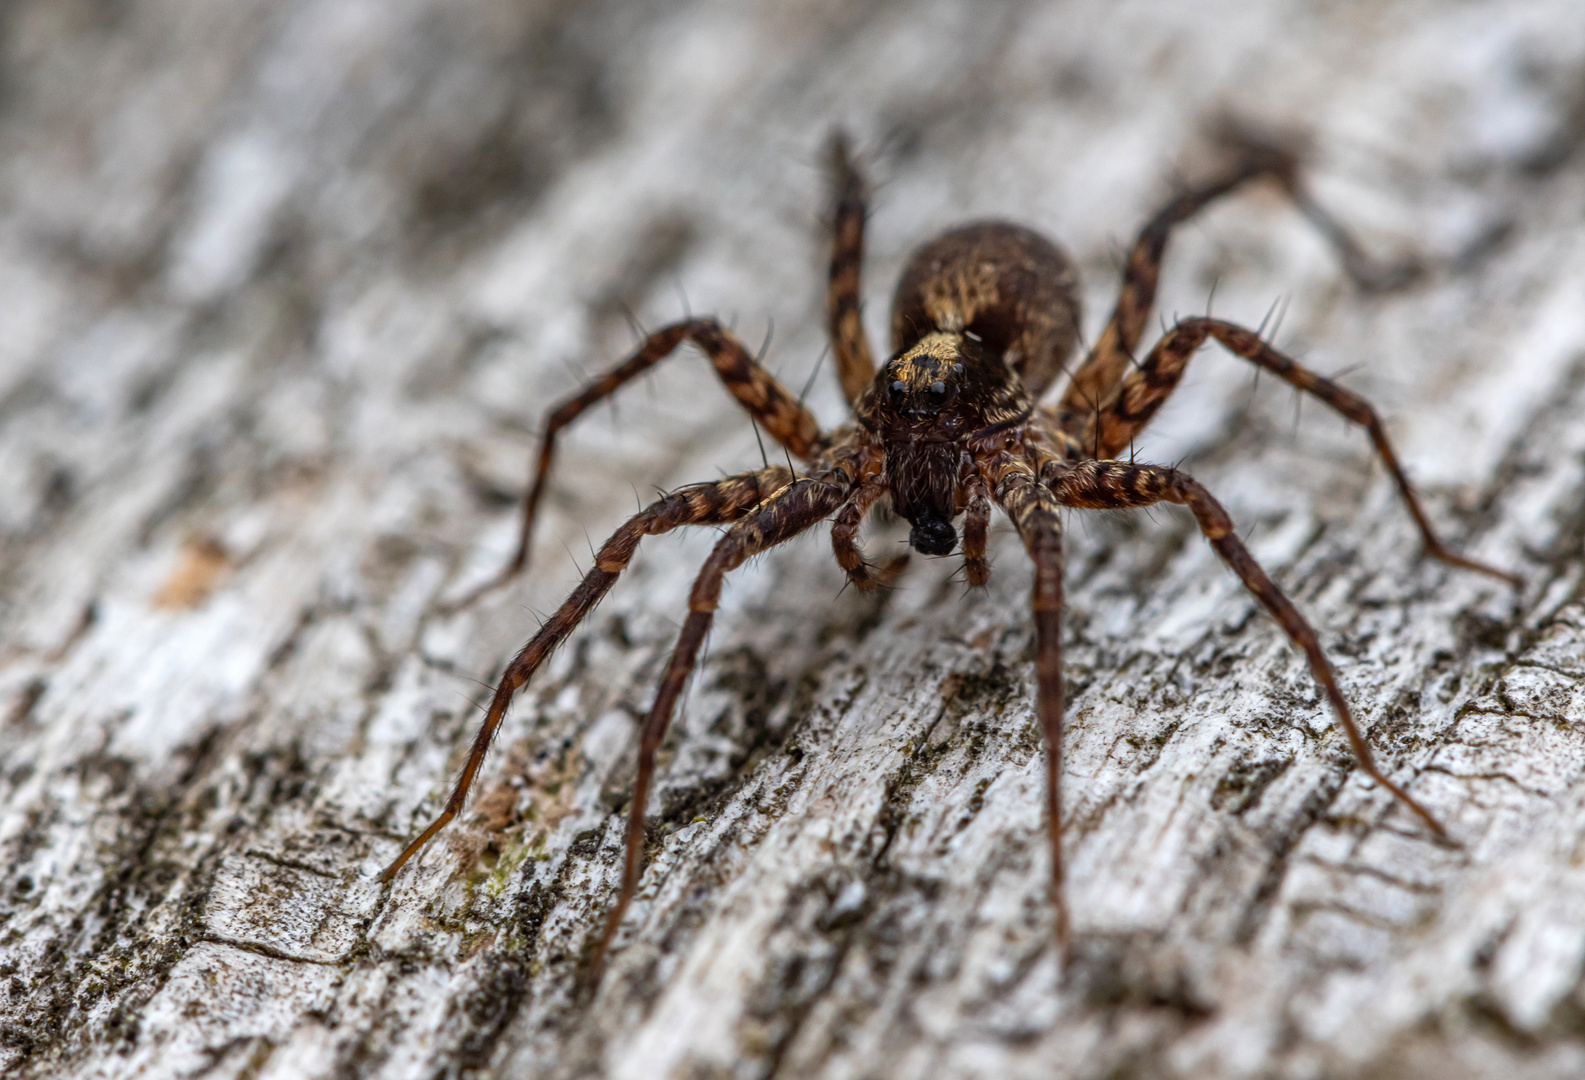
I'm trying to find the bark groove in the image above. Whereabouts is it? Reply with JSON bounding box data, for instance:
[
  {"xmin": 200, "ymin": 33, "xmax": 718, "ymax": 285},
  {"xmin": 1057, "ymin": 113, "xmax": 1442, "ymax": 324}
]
[{"xmin": 3, "ymin": 1, "xmax": 1585, "ymax": 1078}]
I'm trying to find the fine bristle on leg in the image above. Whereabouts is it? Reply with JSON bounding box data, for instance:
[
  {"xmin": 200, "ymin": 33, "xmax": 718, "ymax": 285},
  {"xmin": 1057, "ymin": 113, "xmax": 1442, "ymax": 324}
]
[
  {"xmin": 990, "ymin": 459, "xmax": 1071, "ymax": 952},
  {"xmin": 452, "ymin": 318, "xmax": 824, "ymax": 610},
  {"xmin": 594, "ymin": 457, "xmax": 861, "ymax": 965},
  {"xmin": 379, "ymin": 466, "xmax": 793, "ymax": 884},
  {"xmin": 1089, "ymin": 317, "xmax": 1520, "ymax": 588},
  {"xmin": 1050, "ymin": 459, "xmax": 1449, "ymax": 839}
]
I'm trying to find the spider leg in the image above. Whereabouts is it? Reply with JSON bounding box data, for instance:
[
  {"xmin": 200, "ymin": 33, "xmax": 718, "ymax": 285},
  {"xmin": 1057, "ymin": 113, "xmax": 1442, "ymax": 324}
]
[
  {"xmin": 826, "ymin": 130, "xmax": 877, "ymax": 406},
  {"xmin": 1051, "ymin": 459, "xmax": 1448, "ymax": 838},
  {"xmin": 1088, "ymin": 317, "xmax": 1519, "ymax": 586},
  {"xmin": 1056, "ymin": 143, "xmax": 1409, "ymax": 437},
  {"xmin": 600, "ymin": 459, "xmax": 857, "ymax": 960},
  {"xmin": 960, "ymin": 456, "xmax": 993, "ymax": 587},
  {"xmin": 989, "ymin": 458, "xmax": 1070, "ymax": 947},
  {"xmin": 830, "ymin": 474, "xmax": 906, "ymax": 590},
  {"xmin": 378, "ymin": 465, "xmax": 794, "ymax": 883},
  {"xmin": 459, "ymin": 319, "xmax": 824, "ymax": 607}
]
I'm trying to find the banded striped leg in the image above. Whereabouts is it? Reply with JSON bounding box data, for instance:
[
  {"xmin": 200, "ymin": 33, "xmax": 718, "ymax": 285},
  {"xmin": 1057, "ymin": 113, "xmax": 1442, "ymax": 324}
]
[
  {"xmin": 826, "ymin": 131, "xmax": 877, "ymax": 406},
  {"xmin": 960, "ymin": 460, "xmax": 993, "ymax": 587},
  {"xmin": 992, "ymin": 462, "xmax": 1070, "ymax": 947},
  {"xmin": 379, "ymin": 466, "xmax": 793, "ymax": 882},
  {"xmin": 599, "ymin": 466, "xmax": 854, "ymax": 959},
  {"xmin": 1088, "ymin": 317, "xmax": 1519, "ymax": 586},
  {"xmin": 1051, "ymin": 459, "xmax": 1448, "ymax": 838},
  {"xmin": 831, "ymin": 475, "xmax": 907, "ymax": 591},
  {"xmin": 1056, "ymin": 146, "xmax": 1410, "ymax": 438},
  {"xmin": 459, "ymin": 318, "xmax": 824, "ymax": 607}
]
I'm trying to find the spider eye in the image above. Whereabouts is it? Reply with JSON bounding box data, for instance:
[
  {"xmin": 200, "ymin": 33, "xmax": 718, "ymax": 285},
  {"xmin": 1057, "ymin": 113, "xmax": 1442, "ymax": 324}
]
[
  {"xmin": 929, "ymin": 380, "xmax": 947, "ymax": 397},
  {"xmin": 890, "ymin": 379, "xmax": 907, "ymax": 397},
  {"xmin": 952, "ymin": 363, "xmax": 964, "ymax": 376}
]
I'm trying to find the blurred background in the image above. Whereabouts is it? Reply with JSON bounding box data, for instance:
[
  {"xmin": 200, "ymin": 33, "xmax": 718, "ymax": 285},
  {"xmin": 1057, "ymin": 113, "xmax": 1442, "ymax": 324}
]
[{"xmin": 3, "ymin": 2, "xmax": 1585, "ymax": 1078}]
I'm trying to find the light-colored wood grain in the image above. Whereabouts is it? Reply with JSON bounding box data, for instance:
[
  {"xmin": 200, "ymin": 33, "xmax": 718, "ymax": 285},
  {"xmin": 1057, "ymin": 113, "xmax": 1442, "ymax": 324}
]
[{"xmin": 3, "ymin": 2, "xmax": 1584, "ymax": 1077}]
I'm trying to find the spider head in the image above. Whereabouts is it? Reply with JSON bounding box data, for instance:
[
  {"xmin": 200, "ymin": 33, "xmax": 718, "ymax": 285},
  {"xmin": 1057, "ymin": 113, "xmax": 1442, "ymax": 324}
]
[
  {"xmin": 864, "ymin": 331, "xmax": 1011, "ymax": 436},
  {"xmin": 876, "ymin": 333, "xmax": 966, "ymax": 424},
  {"xmin": 862, "ymin": 332, "xmax": 1031, "ymax": 558},
  {"xmin": 861, "ymin": 331, "xmax": 1030, "ymax": 441}
]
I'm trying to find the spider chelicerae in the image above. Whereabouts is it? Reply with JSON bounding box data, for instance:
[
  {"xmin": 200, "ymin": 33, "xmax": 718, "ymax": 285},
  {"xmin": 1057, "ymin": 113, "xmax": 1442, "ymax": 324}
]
[{"xmin": 380, "ymin": 129, "xmax": 1519, "ymax": 958}]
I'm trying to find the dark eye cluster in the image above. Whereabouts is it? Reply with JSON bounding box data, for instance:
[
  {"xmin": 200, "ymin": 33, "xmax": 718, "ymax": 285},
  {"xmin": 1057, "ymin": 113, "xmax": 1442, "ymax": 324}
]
[{"xmin": 888, "ymin": 376, "xmax": 953, "ymax": 402}]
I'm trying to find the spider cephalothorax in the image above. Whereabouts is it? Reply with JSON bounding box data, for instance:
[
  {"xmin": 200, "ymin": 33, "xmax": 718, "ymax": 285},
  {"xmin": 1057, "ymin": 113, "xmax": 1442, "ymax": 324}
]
[
  {"xmin": 380, "ymin": 130, "xmax": 1519, "ymax": 965},
  {"xmin": 857, "ymin": 328, "xmax": 1033, "ymax": 555}
]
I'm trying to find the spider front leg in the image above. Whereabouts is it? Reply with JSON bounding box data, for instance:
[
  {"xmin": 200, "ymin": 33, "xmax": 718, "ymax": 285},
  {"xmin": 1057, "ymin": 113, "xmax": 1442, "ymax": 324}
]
[
  {"xmin": 378, "ymin": 465, "xmax": 793, "ymax": 882},
  {"xmin": 1089, "ymin": 316, "xmax": 1520, "ymax": 586},
  {"xmin": 990, "ymin": 459, "xmax": 1070, "ymax": 947},
  {"xmin": 458, "ymin": 318, "xmax": 824, "ymax": 606},
  {"xmin": 599, "ymin": 459, "xmax": 858, "ymax": 961},
  {"xmin": 1052, "ymin": 458, "xmax": 1448, "ymax": 838}
]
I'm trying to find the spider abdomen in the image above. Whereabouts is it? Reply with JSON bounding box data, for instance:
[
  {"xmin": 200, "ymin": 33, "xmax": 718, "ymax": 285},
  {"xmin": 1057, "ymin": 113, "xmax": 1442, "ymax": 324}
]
[{"xmin": 890, "ymin": 222, "xmax": 1082, "ymax": 399}]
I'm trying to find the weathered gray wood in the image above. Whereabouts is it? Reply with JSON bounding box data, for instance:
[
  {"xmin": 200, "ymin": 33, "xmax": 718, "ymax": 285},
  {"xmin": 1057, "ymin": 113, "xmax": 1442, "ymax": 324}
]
[{"xmin": 3, "ymin": 1, "xmax": 1585, "ymax": 1077}]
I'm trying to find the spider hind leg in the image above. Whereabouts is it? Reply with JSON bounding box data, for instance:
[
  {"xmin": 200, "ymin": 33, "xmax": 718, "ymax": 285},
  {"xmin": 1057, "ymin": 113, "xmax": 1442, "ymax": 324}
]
[
  {"xmin": 1057, "ymin": 141, "xmax": 1417, "ymax": 437},
  {"xmin": 826, "ymin": 130, "xmax": 878, "ymax": 406},
  {"xmin": 457, "ymin": 318, "xmax": 825, "ymax": 608},
  {"xmin": 1090, "ymin": 316, "xmax": 1520, "ymax": 587}
]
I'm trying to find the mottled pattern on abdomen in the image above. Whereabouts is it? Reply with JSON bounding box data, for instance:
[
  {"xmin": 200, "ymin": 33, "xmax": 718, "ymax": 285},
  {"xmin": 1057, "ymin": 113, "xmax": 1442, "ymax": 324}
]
[{"xmin": 890, "ymin": 223, "xmax": 1081, "ymax": 399}]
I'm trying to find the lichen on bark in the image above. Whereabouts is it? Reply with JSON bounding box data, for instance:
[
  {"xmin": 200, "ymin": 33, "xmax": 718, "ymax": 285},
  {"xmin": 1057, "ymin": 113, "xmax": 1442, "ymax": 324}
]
[{"xmin": 4, "ymin": 2, "xmax": 1585, "ymax": 1078}]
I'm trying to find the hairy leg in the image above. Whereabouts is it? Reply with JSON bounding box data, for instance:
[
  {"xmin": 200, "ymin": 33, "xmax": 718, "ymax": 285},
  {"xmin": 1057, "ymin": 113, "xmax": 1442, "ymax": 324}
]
[
  {"xmin": 461, "ymin": 318, "xmax": 823, "ymax": 605},
  {"xmin": 1087, "ymin": 316, "xmax": 1519, "ymax": 586},
  {"xmin": 990, "ymin": 459, "xmax": 1070, "ymax": 947},
  {"xmin": 1051, "ymin": 459, "xmax": 1447, "ymax": 837},
  {"xmin": 379, "ymin": 466, "xmax": 793, "ymax": 882},
  {"xmin": 826, "ymin": 131, "xmax": 877, "ymax": 406},
  {"xmin": 830, "ymin": 474, "xmax": 903, "ymax": 591},
  {"xmin": 959, "ymin": 458, "xmax": 992, "ymax": 587},
  {"xmin": 600, "ymin": 460, "xmax": 858, "ymax": 959},
  {"xmin": 1057, "ymin": 144, "xmax": 1409, "ymax": 437}
]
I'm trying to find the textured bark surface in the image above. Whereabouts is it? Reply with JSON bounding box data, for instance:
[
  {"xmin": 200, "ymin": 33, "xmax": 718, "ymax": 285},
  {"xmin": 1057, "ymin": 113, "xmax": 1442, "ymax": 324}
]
[{"xmin": 4, "ymin": 2, "xmax": 1585, "ymax": 1077}]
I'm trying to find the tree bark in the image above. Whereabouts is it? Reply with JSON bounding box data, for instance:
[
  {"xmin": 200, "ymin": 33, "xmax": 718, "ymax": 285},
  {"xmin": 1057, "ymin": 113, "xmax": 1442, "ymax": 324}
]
[{"xmin": 3, "ymin": 1, "xmax": 1585, "ymax": 1077}]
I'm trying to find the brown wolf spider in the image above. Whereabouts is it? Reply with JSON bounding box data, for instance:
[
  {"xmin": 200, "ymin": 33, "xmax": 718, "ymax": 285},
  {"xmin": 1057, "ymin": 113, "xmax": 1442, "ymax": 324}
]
[{"xmin": 380, "ymin": 131, "xmax": 1519, "ymax": 957}]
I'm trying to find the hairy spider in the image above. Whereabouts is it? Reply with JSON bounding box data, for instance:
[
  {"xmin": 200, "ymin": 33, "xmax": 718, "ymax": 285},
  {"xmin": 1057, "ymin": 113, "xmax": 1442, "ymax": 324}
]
[{"xmin": 380, "ymin": 131, "xmax": 1519, "ymax": 957}]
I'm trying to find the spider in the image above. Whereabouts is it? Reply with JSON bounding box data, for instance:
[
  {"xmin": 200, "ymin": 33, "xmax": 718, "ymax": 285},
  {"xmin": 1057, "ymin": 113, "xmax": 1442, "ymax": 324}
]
[{"xmin": 380, "ymin": 130, "xmax": 1519, "ymax": 958}]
